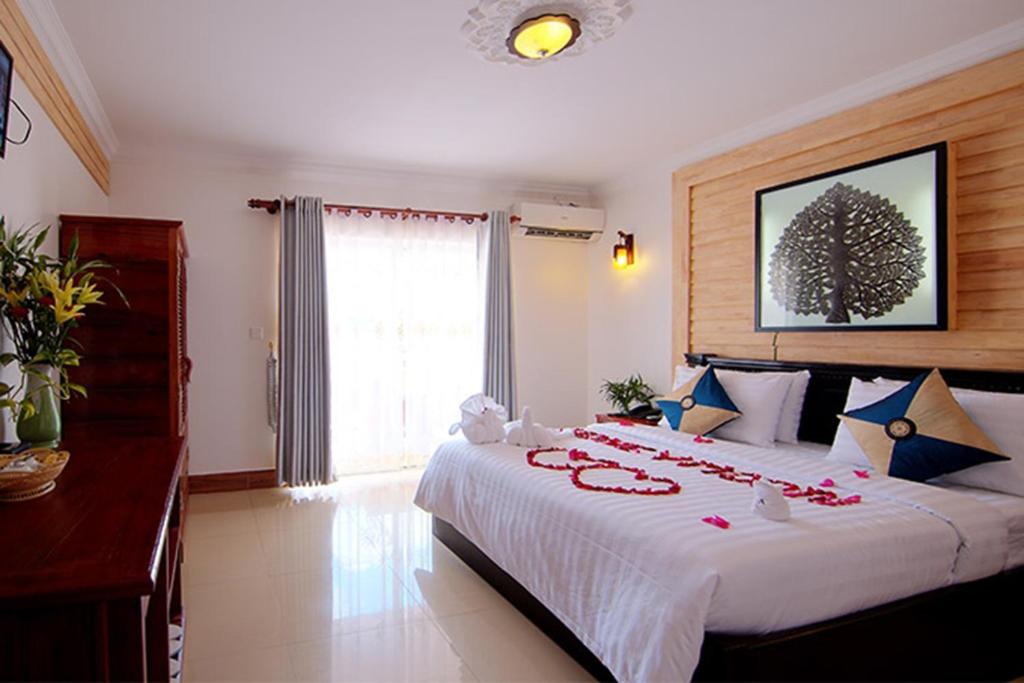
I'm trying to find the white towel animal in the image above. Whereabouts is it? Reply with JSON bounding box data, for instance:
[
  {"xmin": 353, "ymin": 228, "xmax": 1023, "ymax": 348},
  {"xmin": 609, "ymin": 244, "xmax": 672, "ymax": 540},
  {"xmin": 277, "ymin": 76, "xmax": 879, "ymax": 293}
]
[
  {"xmin": 504, "ymin": 407, "xmax": 555, "ymax": 448},
  {"xmin": 751, "ymin": 481, "xmax": 791, "ymax": 522},
  {"xmin": 449, "ymin": 394, "xmax": 507, "ymax": 445}
]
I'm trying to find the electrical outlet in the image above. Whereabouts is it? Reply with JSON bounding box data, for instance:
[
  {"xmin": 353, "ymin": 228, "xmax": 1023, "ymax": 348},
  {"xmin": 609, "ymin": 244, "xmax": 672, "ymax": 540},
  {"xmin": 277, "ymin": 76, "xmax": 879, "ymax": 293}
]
[{"xmin": 249, "ymin": 327, "xmax": 265, "ymax": 341}]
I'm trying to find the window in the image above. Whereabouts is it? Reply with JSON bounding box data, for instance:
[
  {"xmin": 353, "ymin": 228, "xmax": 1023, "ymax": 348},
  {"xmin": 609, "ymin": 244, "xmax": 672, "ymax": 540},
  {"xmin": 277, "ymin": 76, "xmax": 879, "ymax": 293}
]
[{"xmin": 325, "ymin": 212, "xmax": 483, "ymax": 475}]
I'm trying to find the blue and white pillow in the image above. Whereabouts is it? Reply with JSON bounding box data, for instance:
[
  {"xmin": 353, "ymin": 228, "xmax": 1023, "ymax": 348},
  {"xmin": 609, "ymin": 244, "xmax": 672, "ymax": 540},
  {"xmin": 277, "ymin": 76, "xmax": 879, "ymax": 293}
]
[
  {"xmin": 839, "ymin": 369, "xmax": 1007, "ymax": 482},
  {"xmin": 656, "ymin": 367, "xmax": 740, "ymax": 436}
]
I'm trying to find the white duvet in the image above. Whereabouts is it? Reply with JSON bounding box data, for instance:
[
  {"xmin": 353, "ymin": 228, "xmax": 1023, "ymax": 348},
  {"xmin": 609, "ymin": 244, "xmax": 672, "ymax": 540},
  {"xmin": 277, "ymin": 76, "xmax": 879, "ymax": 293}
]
[{"xmin": 414, "ymin": 423, "xmax": 1010, "ymax": 682}]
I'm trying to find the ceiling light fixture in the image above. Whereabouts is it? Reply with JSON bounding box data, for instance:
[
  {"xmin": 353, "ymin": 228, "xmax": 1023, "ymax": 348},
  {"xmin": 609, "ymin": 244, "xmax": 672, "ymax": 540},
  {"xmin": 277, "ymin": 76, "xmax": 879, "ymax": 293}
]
[
  {"xmin": 462, "ymin": 1, "xmax": 632, "ymax": 66},
  {"xmin": 507, "ymin": 14, "xmax": 581, "ymax": 60}
]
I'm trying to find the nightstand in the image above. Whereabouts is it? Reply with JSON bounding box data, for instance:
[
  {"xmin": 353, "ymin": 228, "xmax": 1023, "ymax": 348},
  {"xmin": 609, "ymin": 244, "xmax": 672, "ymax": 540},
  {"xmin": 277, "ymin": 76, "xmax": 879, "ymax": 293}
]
[{"xmin": 594, "ymin": 414, "xmax": 660, "ymax": 427}]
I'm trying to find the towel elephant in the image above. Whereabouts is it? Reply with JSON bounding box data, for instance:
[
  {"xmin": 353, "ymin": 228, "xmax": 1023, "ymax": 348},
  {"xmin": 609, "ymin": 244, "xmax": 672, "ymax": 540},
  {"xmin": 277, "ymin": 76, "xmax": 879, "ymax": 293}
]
[{"xmin": 449, "ymin": 394, "xmax": 507, "ymax": 444}]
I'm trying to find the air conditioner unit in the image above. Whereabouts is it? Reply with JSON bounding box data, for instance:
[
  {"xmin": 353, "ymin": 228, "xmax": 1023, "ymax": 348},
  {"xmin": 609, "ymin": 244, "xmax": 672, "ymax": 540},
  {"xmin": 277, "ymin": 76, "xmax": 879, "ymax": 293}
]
[{"xmin": 511, "ymin": 202, "xmax": 605, "ymax": 242}]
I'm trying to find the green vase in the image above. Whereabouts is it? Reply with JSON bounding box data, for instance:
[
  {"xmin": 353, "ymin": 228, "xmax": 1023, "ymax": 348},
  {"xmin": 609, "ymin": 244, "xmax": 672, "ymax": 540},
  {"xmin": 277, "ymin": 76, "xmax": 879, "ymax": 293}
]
[{"xmin": 16, "ymin": 364, "xmax": 61, "ymax": 448}]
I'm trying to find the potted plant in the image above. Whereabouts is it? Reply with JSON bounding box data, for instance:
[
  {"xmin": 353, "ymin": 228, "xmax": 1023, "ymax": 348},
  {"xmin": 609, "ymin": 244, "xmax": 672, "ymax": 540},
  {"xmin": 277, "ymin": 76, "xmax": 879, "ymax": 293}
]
[
  {"xmin": 600, "ymin": 373, "xmax": 657, "ymax": 417},
  {"xmin": 0, "ymin": 218, "xmax": 118, "ymax": 446}
]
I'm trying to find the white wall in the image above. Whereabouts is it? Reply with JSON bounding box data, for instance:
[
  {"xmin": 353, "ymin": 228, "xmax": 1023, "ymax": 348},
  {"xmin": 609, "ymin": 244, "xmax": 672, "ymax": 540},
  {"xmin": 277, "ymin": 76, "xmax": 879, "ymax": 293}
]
[
  {"xmin": 0, "ymin": 74, "xmax": 109, "ymax": 439},
  {"xmin": 587, "ymin": 168, "xmax": 674, "ymax": 418},
  {"xmin": 0, "ymin": 74, "xmax": 108, "ymax": 241},
  {"xmin": 107, "ymin": 157, "xmax": 592, "ymax": 474}
]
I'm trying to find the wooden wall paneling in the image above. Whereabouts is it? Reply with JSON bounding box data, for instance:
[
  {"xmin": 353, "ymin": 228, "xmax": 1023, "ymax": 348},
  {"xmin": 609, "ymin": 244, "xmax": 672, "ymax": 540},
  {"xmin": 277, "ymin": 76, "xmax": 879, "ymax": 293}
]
[
  {"xmin": 672, "ymin": 49, "xmax": 1024, "ymax": 372},
  {"xmin": 671, "ymin": 173, "xmax": 691, "ymax": 373},
  {"xmin": 679, "ymin": 50, "xmax": 1024, "ymax": 187},
  {"xmin": 0, "ymin": 0, "xmax": 109, "ymax": 193}
]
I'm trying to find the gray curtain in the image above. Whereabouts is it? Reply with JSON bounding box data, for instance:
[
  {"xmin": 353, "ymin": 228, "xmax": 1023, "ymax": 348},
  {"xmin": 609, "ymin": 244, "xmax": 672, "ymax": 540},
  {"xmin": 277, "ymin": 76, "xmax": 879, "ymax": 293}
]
[
  {"xmin": 483, "ymin": 210, "xmax": 517, "ymax": 416},
  {"xmin": 277, "ymin": 196, "xmax": 332, "ymax": 486}
]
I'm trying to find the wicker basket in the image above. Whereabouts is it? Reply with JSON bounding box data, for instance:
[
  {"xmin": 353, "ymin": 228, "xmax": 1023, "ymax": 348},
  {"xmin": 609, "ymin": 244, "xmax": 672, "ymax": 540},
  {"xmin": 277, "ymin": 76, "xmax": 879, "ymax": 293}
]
[{"xmin": 0, "ymin": 449, "xmax": 70, "ymax": 502}]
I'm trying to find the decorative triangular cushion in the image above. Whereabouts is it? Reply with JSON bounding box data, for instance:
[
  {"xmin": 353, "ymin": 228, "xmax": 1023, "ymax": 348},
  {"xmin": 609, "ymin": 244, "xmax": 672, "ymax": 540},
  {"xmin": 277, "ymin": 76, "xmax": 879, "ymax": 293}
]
[
  {"xmin": 655, "ymin": 367, "xmax": 740, "ymax": 436},
  {"xmin": 839, "ymin": 369, "xmax": 1007, "ymax": 482}
]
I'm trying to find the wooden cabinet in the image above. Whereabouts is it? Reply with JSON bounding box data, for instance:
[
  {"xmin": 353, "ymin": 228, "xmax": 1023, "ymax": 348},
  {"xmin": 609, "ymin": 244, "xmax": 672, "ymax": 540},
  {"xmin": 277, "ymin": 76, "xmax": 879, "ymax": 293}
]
[
  {"xmin": 0, "ymin": 435, "xmax": 188, "ymax": 681},
  {"xmin": 59, "ymin": 215, "xmax": 190, "ymax": 438}
]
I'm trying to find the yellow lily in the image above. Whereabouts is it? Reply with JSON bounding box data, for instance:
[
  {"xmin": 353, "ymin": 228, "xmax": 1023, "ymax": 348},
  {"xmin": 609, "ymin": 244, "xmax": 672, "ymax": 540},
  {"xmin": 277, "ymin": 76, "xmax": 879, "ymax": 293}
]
[
  {"xmin": 37, "ymin": 271, "xmax": 86, "ymax": 324},
  {"xmin": 75, "ymin": 281, "xmax": 103, "ymax": 306},
  {"xmin": 0, "ymin": 286, "xmax": 28, "ymax": 306}
]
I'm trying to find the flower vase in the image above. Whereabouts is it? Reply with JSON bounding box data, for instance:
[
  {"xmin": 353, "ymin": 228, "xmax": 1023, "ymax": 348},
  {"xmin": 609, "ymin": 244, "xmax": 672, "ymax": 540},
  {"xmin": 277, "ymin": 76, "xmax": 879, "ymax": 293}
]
[{"xmin": 16, "ymin": 364, "xmax": 61, "ymax": 448}]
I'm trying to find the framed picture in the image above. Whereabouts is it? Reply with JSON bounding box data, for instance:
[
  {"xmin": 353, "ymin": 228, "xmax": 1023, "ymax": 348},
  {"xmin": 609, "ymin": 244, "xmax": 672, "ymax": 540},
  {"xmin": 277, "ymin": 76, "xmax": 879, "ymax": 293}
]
[
  {"xmin": 0, "ymin": 38, "xmax": 11, "ymax": 159},
  {"xmin": 755, "ymin": 142, "xmax": 947, "ymax": 332}
]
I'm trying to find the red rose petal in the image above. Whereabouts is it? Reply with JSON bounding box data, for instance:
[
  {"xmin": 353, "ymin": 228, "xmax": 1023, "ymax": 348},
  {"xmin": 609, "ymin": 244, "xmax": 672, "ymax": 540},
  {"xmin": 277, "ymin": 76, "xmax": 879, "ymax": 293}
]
[
  {"xmin": 702, "ymin": 515, "xmax": 730, "ymax": 529},
  {"xmin": 854, "ymin": 470, "xmax": 870, "ymax": 479}
]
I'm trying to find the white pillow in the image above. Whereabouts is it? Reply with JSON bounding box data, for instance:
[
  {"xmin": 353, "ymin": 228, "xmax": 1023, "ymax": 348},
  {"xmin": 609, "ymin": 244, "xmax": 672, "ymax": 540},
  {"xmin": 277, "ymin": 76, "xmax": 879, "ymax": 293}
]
[
  {"xmin": 710, "ymin": 372, "xmax": 793, "ymax": 447},
  {"xmin": 827, "ymin": 376, "xmax": 1024, "ymax": 497},
  {"xmin": 826, "ymin": 377, "xmax": 891, "ymax": 468},
  {"xmin": 674, "ymin": 366, "xmax": 810, "ymax": 443}
]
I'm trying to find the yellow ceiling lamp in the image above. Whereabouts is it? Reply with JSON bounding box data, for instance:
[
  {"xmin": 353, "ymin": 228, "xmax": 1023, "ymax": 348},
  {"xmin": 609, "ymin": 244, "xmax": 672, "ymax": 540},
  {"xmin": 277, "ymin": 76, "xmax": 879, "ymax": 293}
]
[{"xmin": 507, "ymin": 14, "xmax": 582, "ymax": 60}]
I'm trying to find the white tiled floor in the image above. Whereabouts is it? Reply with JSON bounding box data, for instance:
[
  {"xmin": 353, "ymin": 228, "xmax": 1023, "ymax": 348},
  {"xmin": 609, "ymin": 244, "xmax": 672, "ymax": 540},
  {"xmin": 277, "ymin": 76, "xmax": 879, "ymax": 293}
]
[{"xmin": 182, "ymin": 469, "xmax": 594, "ymax": 682}]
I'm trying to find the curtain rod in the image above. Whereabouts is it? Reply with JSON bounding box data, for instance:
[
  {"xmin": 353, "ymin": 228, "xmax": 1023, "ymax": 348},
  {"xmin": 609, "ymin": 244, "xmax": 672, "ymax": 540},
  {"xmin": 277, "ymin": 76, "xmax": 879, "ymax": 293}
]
[{"xmin": 247, "ymin": 198, "xmax": 488, "ymax": 224}]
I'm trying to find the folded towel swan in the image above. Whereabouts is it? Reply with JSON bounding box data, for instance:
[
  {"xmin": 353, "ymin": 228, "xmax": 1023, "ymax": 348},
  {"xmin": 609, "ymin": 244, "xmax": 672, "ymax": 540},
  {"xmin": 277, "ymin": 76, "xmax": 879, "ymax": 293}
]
[
  {"xmin": 504, "ymin": 407, "xmax": 555, "ymax": 448},
  {"xmin": 751, "ymin": 480, "xmax": 791, "ymax": 522}
]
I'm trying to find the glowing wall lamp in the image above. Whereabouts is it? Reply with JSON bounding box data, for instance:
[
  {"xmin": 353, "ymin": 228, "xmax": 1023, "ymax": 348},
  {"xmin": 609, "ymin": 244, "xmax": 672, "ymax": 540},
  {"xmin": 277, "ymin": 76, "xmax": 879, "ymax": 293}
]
[{"xmin": 612, "ymin": 231, "xmax": 635, "ymax": 269}]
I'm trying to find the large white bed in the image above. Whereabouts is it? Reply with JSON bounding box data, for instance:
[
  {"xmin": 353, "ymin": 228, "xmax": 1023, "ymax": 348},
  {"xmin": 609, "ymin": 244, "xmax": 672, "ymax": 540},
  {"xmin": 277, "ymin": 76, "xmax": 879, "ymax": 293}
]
[{"xmin": 415, "ymin": 422, "xmax": 1019, "ymax": 682}]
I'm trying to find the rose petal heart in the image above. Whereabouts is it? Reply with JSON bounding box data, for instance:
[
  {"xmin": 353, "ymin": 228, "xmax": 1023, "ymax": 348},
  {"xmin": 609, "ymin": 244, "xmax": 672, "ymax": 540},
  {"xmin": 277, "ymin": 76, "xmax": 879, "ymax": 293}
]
[{"xmin": 570, "ymin": 464, "xmax": 681, "ymax": 496}]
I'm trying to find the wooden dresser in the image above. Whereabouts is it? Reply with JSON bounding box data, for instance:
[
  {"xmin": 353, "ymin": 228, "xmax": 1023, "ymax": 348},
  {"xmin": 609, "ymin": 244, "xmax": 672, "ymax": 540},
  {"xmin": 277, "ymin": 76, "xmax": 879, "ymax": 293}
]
[
  {"xmin": 0, "ymin": 433, "xmax": 188, "ymax": 681},
  {"xmin": 0, "ymin": 215, "xmax": 194, "ymax": 680}
]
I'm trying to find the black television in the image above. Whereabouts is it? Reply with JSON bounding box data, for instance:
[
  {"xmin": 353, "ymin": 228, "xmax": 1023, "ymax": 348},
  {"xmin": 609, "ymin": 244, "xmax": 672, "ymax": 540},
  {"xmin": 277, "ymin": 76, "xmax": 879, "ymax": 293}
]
[{"xmin": 0, "ymin": 38, "xmax": 12, "ymax": 159}]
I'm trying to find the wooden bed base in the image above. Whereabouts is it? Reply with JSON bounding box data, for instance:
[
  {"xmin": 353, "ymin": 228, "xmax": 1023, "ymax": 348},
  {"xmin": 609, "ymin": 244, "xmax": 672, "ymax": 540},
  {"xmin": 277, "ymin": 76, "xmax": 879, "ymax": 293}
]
[
  {"xmin": 433, "ymin": 356, "xmax": 1024, "ymax": 681},
  {"xmin": 435, "ymin": 517, "xmax": 1022, "ymax": 681}
]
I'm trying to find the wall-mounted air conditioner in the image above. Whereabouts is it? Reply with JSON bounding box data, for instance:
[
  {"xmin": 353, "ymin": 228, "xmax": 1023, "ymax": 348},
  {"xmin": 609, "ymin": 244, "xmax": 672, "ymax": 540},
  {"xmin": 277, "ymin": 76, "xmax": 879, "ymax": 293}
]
[{"xmin": 511, "ymin": 202, "xmax": 605, "ymax": 242}]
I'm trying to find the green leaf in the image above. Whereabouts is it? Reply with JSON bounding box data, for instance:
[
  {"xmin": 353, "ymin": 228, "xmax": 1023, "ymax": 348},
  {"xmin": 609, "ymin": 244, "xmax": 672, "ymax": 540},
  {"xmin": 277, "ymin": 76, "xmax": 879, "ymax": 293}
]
[
  {"xmin": 68, "ymin": 229, "xmax": 80, "ymax": 261},
  {"xmin": 68, "ymin": 382, "xmax": 88, "ymax": 398},
  {"xmin": 19, "ymin": 400, "xmax": 36, "ymax": 419},
  {"xmin": 31, "ymin": 226, "xmax": 50, "ymax": 252}
]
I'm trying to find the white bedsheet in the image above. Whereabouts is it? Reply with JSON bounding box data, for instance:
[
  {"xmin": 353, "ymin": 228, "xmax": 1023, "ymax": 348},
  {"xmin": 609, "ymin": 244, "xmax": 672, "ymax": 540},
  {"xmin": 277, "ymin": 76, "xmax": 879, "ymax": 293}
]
[
  {"xmin": 414, "ymin": 424, "xmax": 1009, "ymax": 682},
  {"xmin": 941, "ymin": 484, "xmax": 1024, "ymax": 569}
]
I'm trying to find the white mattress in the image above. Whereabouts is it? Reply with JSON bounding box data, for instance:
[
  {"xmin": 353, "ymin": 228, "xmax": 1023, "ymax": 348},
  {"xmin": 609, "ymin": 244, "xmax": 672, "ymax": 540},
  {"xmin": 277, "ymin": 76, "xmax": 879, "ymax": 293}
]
[
  {"xmin": 415, "ymin": 424, "xmax": 1009, "ymax": 682},
  {"xmin": 941, "ymin": 484, "xmax": 1024, "ymax": 569}
]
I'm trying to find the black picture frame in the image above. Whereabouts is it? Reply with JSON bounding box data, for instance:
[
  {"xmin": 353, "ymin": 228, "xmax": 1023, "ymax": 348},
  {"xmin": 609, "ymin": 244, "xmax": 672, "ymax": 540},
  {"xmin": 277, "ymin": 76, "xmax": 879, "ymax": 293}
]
[
  {"xmin": 754, "ymin": 142, "xmax": 948, "ymax": 332},
  {"xmin": 0, "ymin": 38, "xmax": 12, "ymax": 159}
]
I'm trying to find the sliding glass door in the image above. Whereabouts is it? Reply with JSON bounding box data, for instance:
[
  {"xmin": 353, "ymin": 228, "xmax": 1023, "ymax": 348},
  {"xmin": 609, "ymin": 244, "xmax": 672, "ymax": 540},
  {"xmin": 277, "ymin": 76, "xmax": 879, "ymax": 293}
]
[{"xmin": 324, "ymin": 211, "xmax": 483, "ymax": 475}]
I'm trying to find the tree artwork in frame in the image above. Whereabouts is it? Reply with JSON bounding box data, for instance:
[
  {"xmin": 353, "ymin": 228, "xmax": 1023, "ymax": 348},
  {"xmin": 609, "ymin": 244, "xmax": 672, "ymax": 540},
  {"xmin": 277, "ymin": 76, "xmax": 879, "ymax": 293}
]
[{"xmin": 754, "ymin": 143, "xmax": 948, "ymax": 332}]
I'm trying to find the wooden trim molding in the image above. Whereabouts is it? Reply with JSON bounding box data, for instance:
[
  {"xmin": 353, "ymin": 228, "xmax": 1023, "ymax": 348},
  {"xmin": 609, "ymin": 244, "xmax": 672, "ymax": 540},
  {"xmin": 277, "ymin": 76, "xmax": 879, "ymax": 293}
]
[
  {"xmin": 188, "ymin": 469, "xmax": 277, "ymax": 494},
  {"xmin": 0, "ymin": 0, "xmax": 110, "ymax": 193},
  {"xmin": 672, "ymin": 48, "xmax": 1024, "ymax": 372}
]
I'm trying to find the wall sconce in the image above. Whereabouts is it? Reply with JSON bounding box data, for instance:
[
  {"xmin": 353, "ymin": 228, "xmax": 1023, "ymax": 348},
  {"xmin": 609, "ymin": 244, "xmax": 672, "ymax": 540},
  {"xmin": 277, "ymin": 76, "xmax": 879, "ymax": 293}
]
[{"xmin": 612, "ymin": 231, "xmax": 635, "ymax": 269}]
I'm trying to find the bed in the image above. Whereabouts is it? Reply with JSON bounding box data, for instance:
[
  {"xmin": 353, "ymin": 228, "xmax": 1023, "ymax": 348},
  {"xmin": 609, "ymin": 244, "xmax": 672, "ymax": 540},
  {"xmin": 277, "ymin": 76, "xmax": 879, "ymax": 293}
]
[{"xmin": 414, "ymin": 356, "xmax": 1024, "ymax": 681}]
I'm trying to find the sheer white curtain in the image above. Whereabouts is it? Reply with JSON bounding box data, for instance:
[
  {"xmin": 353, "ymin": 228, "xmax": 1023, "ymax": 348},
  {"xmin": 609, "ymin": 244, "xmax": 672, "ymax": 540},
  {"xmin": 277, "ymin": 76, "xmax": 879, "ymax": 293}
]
[{"xmin": 325, "ymin": 210, "xmax": 483, "ymax": 475}]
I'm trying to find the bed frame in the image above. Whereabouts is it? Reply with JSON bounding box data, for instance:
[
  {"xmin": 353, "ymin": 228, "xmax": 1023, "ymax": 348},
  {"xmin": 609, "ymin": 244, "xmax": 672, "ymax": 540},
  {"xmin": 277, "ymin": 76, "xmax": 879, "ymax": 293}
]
[{"xmin": 433, "ymin": 356, "xmax": 1024, "ymax": 681}]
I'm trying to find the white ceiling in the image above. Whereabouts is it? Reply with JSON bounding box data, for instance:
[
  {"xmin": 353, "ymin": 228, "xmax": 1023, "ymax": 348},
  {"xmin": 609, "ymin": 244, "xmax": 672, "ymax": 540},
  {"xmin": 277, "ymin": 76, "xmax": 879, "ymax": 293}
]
[{"xmin": 51, "ymin": 0, "xmax": 1024, "ymax": 189}]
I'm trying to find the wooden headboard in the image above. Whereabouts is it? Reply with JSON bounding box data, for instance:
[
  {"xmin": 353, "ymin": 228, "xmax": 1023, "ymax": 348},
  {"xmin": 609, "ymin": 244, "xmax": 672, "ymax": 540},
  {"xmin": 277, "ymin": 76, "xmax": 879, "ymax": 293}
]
[{"xmin": 685, "ymin": 353, "xmax": 1024, "ymax": 445}]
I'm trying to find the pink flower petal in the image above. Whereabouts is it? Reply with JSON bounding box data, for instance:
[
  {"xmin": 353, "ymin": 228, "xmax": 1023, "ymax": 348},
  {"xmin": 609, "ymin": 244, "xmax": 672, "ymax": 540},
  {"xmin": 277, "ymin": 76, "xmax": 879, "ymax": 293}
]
[
  {"xmin": 702, "ymin": 515, "xmax": 730, "ymax": 529},
  {"xmin": 854, "ymin": 470, "xmax": 870, "ymax": 479},
  {"xmin": 819, "ymin": 478, "xmax": 835, "ymax": 487},
  {"xmin": 844, "ymin": 495, "xmax": 862, "ymax": 504}
]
